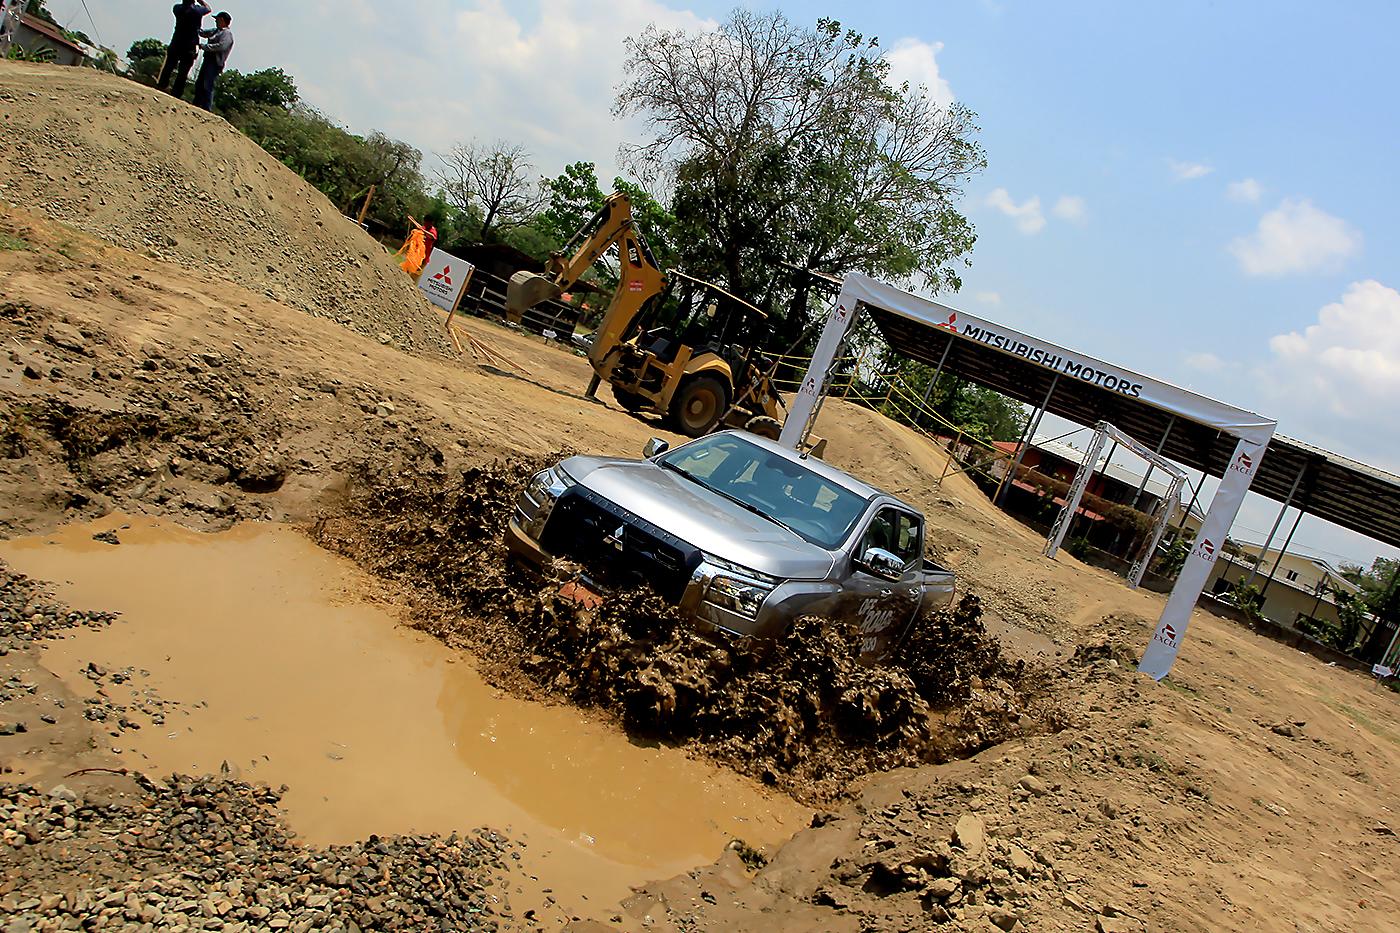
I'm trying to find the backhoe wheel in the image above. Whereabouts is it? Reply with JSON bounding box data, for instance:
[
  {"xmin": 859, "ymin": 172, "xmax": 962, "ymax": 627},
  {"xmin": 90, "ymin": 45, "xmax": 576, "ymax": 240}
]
[
  {"xmin": 611, "ymin": 385, "xmax": 647, "ymax": 412},
  {"xmin": 670, "ymin": 375, "xmax": 730, "ymax": 437},
  {"xmin": 744, "ymin": 415, "xmax": 783, "ymax": 441}
]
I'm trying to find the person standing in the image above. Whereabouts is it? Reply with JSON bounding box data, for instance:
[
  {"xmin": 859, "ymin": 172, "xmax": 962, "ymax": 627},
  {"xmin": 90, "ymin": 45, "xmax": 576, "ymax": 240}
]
[
  {"xmin": 193, "ymin": 11, "xmax": 234, "ymax": 112},
  {"xmin": 156, "ymin": 0, "xmax": 211, "ymax": 98}
]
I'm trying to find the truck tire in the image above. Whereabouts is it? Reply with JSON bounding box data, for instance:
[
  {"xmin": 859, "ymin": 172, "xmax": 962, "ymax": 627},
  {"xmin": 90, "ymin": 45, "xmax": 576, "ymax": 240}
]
[
  {"xmin": 743, "ymin": 415, "xmax": 783, "ymax": 441},
  {"xmin": 670, "ymin": 374, "xmax": 730, "ymax": 437},
  {"xmin": 611, "ymin": 385, "xmax": 647, "ymax": 412}
]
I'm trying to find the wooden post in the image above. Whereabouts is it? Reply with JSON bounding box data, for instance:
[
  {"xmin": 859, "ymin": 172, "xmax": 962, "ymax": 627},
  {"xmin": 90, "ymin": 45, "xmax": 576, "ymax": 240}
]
[
  {"xmin": 356, "ymin": 185, "xmax": 376, "ymax": 226},
  {"xmin": 443, "ymin": 266, "xmax": 476, "ymax": 353},
  {"xmin": 936, "ymin": 430, "xmax": 961, "ymax": 488}
]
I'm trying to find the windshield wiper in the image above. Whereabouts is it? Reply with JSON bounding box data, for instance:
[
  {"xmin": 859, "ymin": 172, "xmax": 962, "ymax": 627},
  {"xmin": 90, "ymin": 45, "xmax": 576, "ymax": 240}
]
[
  {"xmin": 658, "ymin": 459, "xmax": 701, "ymax": 484},
  {"xmin": 660, "ymin": 461, "xmax": 801, "ymax": 537},
  {"xmin": 722, "ymin": 492, "xmax": 801, "ymax": 538}
]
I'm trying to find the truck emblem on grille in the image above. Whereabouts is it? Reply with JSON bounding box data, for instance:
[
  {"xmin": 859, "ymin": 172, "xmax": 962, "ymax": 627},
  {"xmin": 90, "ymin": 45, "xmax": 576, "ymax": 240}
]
[{"xmin": 603, "ymin": 525, "xmax": 625, "ymax": 550}]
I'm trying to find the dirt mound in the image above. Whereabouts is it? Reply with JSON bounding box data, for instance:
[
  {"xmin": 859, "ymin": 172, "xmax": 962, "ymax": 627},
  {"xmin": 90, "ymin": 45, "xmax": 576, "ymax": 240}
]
[
  {"xmin": 0, "ymin": 62, "xmax": 449, "ymax": 358},
  {"xmin": 314, "ymin": 451, "xmax": 1053, "ymax": 802},
  {"xmin": 0, "ymin": 775, "xmax": 517, "ymax": 931}
]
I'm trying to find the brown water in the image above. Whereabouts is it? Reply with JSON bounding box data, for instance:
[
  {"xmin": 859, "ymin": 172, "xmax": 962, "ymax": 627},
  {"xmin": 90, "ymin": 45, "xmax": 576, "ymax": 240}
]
[{"xmin": 0, "ymin": 516, "xmax": 808, "ymax": 912}]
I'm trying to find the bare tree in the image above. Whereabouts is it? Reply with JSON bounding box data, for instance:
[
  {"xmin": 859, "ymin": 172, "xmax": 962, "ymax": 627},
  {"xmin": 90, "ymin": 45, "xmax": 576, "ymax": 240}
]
[{"xmin": 436, "ymin": 141, "xmax": 547, "ymax": 243}]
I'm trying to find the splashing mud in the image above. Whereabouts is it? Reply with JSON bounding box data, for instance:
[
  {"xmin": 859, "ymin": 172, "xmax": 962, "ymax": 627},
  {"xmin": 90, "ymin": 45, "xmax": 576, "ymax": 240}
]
[{"xmin": 316, "ymin": 454, "xmax": 1058, "ymax": 803}]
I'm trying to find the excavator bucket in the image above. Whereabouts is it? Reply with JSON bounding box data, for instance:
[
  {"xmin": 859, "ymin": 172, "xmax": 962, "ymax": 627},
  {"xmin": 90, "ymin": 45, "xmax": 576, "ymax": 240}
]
[{"xmin": 505, "ymin": 271, "xmax": 562, "ymax": 323}]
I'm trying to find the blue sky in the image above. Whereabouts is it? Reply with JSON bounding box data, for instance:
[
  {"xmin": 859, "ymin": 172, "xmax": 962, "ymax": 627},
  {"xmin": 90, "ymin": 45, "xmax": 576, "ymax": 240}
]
[{"xmin": 74, "ymin": 1, "xmax": 1400, "ymax": 566}]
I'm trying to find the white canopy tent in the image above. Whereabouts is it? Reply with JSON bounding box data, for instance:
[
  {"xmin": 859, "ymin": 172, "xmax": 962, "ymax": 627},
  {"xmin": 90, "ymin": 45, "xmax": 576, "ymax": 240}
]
[{"xmin": 779, "ymin": 273, "xmax": 1278, "ymax": 680}]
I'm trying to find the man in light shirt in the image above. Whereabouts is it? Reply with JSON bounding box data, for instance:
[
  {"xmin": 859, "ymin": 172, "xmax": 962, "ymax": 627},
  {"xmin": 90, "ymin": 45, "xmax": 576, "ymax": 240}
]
[{"xmin": 193, "ymin": 10, "xmax": 234, "ymax": 112}]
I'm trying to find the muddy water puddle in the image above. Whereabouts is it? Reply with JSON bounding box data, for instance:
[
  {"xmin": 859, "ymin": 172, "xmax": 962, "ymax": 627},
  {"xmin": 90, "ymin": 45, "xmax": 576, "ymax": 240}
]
[{"xmin": 0, "ymin": 516, "xmax": 808, "ymax": 912}]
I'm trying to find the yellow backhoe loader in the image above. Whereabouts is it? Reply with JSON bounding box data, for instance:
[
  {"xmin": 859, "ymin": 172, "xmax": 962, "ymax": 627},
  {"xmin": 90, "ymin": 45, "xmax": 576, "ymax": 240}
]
[{"xmin": 505, "ymin": 191, "xmax": 796, "ymax": 441}]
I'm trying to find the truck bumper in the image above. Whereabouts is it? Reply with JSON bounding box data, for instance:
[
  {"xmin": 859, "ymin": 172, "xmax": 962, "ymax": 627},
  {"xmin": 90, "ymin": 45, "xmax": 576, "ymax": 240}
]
[{"xmin": 505, "ymin": 516, "xmax": 553, "ymax": 568}]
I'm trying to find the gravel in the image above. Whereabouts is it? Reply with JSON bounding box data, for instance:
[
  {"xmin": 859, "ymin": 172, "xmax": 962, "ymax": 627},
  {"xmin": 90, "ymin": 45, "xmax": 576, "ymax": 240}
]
[
  {"xmin": 0, "ymin": 776, "xmax": 518, "ymax": 932},
  {"xmin": 0, "ymin": 565, "xmax": 117, "ymax": 656}
]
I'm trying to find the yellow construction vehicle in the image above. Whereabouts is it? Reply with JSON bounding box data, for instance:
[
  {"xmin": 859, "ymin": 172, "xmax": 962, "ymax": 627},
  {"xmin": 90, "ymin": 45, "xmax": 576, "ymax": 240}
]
[{"xmin": 505, "ymin": 191, "xmax": 791, "ymax": 440}]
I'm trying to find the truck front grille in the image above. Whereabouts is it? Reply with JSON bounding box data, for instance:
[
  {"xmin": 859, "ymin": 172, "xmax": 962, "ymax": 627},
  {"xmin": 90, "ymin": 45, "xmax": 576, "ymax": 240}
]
[{"xmin": 538, "ymin": 487, "xmax": 702, "ymax": 603}]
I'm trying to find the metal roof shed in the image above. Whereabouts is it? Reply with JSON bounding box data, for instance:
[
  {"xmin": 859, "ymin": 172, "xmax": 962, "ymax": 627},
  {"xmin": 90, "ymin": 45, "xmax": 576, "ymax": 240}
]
[{"xmin": 778, "ymin": 273, "xmax": 1306, "ymax": 679}]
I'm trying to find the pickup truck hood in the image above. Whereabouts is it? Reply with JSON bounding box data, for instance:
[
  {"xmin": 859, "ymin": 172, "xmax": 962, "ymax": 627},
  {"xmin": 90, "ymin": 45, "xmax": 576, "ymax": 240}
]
[{"xmin": 562, "ymin": 456, "xmax": 836, "ymax": 580}]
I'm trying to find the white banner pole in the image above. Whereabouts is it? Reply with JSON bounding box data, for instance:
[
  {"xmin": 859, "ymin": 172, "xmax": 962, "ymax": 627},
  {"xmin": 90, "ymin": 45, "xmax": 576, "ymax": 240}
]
[
  {"xmin": 1139, "ymin": 433, "xmax": 1273, "ymax": 680},
  {"xmin": 779, "ymin": 280, "xmax": 861, "ymax": 449},
  {"xmin": 1045, "ymin": 423, "xmax": 1108, "ymax": 559},
  {"xmin": 1130, "ymin": 473, "xmax": 1184, "ymax": 588}
]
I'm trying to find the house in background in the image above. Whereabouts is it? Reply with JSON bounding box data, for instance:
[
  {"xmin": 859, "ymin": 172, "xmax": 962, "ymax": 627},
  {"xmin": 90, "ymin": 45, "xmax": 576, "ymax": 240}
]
[
  {"xmin": 3, "ymin": 10, "xmax": 87, "ymax": 66},
  {"xmin": 987, "ymin": 435, "xmax": 1203, "ymax": 559},
  {"xmin": 1204, "ymin": 541, "xmax": 1362, "ymax": 631}
]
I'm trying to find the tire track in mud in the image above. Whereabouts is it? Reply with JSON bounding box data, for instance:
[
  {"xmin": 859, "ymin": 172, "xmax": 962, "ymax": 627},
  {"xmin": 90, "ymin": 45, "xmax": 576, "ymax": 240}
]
[{"xmin": 314, "ymin": 453, "xmax": 1067, "ymax": 804}]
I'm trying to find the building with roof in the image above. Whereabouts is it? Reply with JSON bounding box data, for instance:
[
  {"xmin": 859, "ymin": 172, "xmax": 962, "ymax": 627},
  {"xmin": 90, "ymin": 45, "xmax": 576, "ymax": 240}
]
[
  {"xmin": 987, "ymin": 435, "xmax": 1203, "ymax": 561},
  {"xmin": 1204, "ymin": 541, "xmax": 1365, "ymax": 634},
  {"xmin": 3, "ymin": 11, "xmax": 87, "ymax": 66}
]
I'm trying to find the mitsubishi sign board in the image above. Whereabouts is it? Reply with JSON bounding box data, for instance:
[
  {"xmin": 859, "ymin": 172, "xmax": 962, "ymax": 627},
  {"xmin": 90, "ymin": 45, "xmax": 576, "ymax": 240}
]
[{"xmin": 417, "ymin": 251, "xmax": 473, "ymax": 312}]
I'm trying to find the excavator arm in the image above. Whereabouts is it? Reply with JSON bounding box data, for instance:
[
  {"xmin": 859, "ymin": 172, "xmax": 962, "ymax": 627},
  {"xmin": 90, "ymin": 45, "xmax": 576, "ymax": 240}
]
[{"xmin": 505, "ymin": 193, "xmax": 667, "ymax": 372}]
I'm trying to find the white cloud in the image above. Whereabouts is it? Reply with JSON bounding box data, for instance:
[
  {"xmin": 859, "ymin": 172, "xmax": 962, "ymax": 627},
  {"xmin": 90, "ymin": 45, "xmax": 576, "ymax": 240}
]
[
  {"xmin": 985, "ymin": 188, "xmax": 1045, "ymax": 235},
  {"xmin": 1169, "ymin": 159, "xmax": 1214, "ymax": 181},
  {"xmin": 884, "ymin": 37, "xmax": 955, "ymax": 110},
  {"xmin": 1226, "ymin": 178, "xmax": 1263, "ymax": 203},
  {"xmin": 1052, "ymin": 195, "xmax": 1087, "ymax": 223},
  {"xmin": 1255, "ymin": 282, "xmax": 1400, "ymax": 469},
  {"xmin": 1266, "ymin": 281, "xmax": 1400, "ymax": 415},
  {"xmin": 1185, "ymin": 351, "xmax": 1225, "ymax": 372},
  {"xmin": 975, "ymin": 291, "xmax": 1001, "ymax": 306},
  {"xmin": 86, "ymin": 0, "xmax": 715, "ymax": 184},
  {"xmin": 1228, "ymin": 198, "xmax": 1362, "ymax": 277}
]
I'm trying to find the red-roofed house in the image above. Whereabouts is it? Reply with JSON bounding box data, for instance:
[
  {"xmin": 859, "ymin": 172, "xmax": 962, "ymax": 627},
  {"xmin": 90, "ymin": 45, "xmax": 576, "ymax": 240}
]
[{"xmin": 5, "ymin": 11, "xmax": 87, "ymax": 66}]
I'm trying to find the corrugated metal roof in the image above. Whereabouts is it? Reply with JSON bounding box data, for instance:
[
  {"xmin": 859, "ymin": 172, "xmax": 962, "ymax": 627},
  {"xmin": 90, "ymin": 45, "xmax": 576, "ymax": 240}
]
[{"xmin": 869, "ymin": 306, "xmax": 1400, "ymax": 548}]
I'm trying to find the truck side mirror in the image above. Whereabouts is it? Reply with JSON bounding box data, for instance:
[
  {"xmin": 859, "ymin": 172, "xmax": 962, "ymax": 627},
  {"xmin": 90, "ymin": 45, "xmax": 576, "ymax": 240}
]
[
  {"xmin": 857, "ymin": 547, "xmax": 904, "ymax": 581},
  {"xmin": 643, "ymin": 437, "xmax": 670, "ymax": 459}
]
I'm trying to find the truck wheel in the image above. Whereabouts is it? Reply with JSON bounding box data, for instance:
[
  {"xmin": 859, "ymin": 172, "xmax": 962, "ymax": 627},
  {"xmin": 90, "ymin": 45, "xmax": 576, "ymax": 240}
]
[
  {"xmin": 611, "ymin": 385, "xmax": 647, "ymax": 412},
  {"xmin": 670, "ymin": 375, "xmax": 729, "ymax": 437},
  {"xmin": 743, "ymin": 415, "xmax": 783, "ymax": 441}
]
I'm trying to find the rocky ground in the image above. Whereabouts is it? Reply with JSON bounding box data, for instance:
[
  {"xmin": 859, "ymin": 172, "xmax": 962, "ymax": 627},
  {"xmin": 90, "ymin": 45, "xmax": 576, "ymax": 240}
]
[
  {"xmin": 1, "ymin": 772, "xmax": 521, "ymax": 933},
  {"xmin": 0, "ymin": 61, "xmax": 1397, "ymax": 933}
]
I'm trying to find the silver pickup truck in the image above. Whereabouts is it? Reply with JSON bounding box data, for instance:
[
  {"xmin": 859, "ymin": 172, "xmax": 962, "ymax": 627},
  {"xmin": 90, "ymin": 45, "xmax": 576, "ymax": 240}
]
[{"xmin": 505, "ymin": 431, "xmax": 956, "ymax": 659}]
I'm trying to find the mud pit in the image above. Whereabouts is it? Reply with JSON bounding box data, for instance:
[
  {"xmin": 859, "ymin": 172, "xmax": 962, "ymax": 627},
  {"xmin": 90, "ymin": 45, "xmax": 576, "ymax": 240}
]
[
  {"xmin": 316, "ymin": 455, "xmax": 1057, "ymax": 804},
  {"xmin": 0, "ymin": 516, "xmax": 808, "ymax": 913}
]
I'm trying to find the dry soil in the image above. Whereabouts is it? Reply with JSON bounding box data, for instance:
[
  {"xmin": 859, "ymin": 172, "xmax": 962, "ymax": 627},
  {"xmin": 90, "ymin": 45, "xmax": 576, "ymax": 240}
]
[{"xmin": 0, "ymin": 61, "xmax": 1397, "ymax": 933}]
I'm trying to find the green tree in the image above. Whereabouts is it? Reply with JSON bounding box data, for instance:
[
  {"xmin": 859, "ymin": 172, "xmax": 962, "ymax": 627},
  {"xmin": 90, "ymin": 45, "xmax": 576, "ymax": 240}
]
[
  {"xmin": 868, "ymin": 357, "xmax": 1027, "ymax": 444},
  {"xmin": 124, "ymin": 37, "xmax": 166, "ymax": 84},
  {"xmin": 127, "ymin": 38, "xmax": 166, "ymax": 62},
  {"xmin": 613, "ymin": 176, "xmax": 679, "ymax": 272},
  {"xmin": 539, "ymin": 161, "xmax": 605, "ymax": 248},
  {"xmin": 23, "ymin": 1, "xmax": 57, "ymax": 25},
  {"xmin": 213, "ymin": 67, "xmax": 299, "ymax": 114},
  {"xmin": 1344, "ymin": 557, "xmax": 1400, "ymax": 661},
  {"xmin": 89, "ymin": 46, "xmax": 120, "ymax": 73},
  {"xmin": 617, "ymin": 11, "xmax": 984, "ymax": 344}
]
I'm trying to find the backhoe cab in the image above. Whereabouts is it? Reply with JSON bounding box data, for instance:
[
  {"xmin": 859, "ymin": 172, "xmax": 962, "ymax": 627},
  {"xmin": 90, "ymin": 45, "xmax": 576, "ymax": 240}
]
[{"xmin": 505, "ymin": 192, "xmax": 797, "ymax": 443}]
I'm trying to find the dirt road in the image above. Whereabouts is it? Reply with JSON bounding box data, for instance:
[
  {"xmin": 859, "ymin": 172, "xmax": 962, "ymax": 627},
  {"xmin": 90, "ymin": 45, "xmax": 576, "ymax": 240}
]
[{"xmin": 1, "ymin": 61, "xmax": 1398, "ymax": 933}]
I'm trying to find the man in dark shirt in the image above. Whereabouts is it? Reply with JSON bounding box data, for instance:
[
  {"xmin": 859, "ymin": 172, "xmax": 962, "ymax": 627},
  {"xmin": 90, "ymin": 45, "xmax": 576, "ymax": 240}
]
[
  {"xmin": 193, "ymin": 12, "xmax": 234, "ymax": 112},
  {"xmin": 156, "ymin": 1, "xmax": 211, "ymax": 98}
]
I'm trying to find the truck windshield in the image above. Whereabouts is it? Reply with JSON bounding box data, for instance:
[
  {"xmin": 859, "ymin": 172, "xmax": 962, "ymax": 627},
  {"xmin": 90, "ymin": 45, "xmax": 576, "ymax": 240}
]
[{"xmin": 658, "ymin": 434, "xmax": 869, "ymax": 548}]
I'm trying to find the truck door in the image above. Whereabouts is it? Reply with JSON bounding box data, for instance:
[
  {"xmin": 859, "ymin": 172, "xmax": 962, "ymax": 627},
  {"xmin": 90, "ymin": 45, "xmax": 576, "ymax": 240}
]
[{"xmin": 848, "ymin": 506, "xmax": 925, "ymax": 661}]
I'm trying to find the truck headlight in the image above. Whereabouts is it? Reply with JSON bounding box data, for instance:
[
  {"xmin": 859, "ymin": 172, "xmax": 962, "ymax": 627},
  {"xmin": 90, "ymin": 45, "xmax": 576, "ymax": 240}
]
[
  {"xmin": 519, "ymin": 465, "xmax": 576, "ymax": 536},
  {"xmin": 527, "ymin": 466, "xmax": 575, "ymax": 504},
  {"xmin": 705, "ymin": 575, "xmax": 773, "ymax": 621}
]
